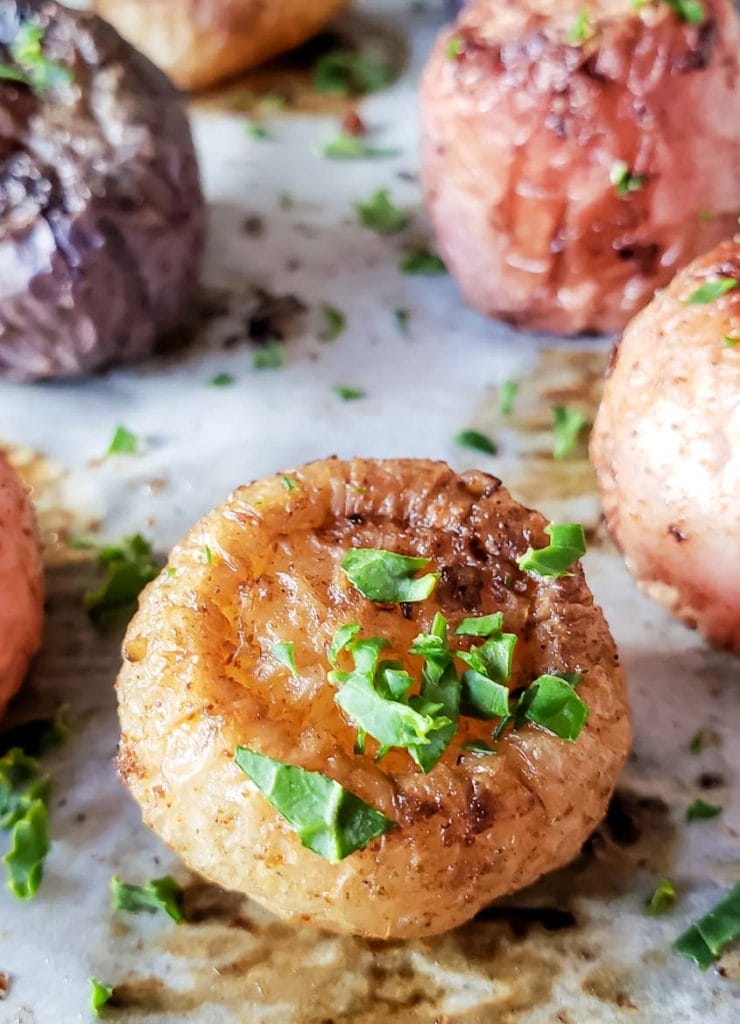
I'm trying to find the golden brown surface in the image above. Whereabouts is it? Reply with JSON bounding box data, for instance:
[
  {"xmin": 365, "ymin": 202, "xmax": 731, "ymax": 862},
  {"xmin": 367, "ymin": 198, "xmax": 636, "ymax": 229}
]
[
  {"xmin": 116, "ymin": 457, "xmax": 631, "ymax": 938},
  {"xmin": 0, "ymin": 453, "xmax": 44, "ymax": 719},
  {"xmin": 420, "ymin": 0, "xmax": 740, "ymax": 335},
  {"xmin": 93, "ymin": 0, "xmax": 350, "ymax": 91},
  {"xmin": 591, "ymin": 235, "xmax": 740, "ymax": 650}
]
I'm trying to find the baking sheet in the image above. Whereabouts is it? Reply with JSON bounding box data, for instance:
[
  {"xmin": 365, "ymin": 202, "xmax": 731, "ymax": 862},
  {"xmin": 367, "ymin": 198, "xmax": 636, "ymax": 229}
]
[{"xmin": 0, "ymin": 2, "xmax": 738, "ymax": 1021}]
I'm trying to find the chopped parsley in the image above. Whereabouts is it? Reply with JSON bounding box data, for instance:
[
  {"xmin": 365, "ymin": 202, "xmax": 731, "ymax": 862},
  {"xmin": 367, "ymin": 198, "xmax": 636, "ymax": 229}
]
[
  {"xmin": 84, "ymin": 534, "xmax": 159, "ymax": 626},
  {"xmin": 400, "ymin": 249, "xmax": 446, "ymax": 275},
  {"xmin": 499, "ymin": 379, "xmax": 519, "ymax": 416},
  {"xmin": 689, "ymin": 728, "xmax": 714, "ymax": 753},
  {"xmin": 341, "ymin": 548, "xmax": 439, "ymax": 603},
  {"xmin": 90, "ymin": 978, "xmax": 114, "ymax": 1017},
  {"xmin": 335, "ymin": 385, "xmax": 366, "ymax": 401},
  {"xmin": 111, "ymin": 875, "xmax": 184, "ymax": 923},
  {"xmin": 319, "ymin": 305, "xmax": 346, "ymax": 341},
  {"xmin": 446, "ymin": 35, "xmax": 464, "ymax": 59},
  {"xmin": 662, "ymin": 0, "xmax": 706, "ymax": 24},
  {"xmin": 454, "ymin": 429, "xmax": 498, "ymax": 455},
  {"xmin": 281, "ymin": 475, "xmax": 298, "ymax": 491},
  {"xmin": 208, "ymin": 372, "xmax": 235, "ymax": 387},
  {"xmin": 568, "ymin": 10, "xmax": 593, "ymax": 44},
  {"xmin": 610, "ymin": 160, "xmax": 645, "ymax": 197},
  {"xmin": 460, "ymin": 739, "xmax": 498, "ymax": 756},
  {"xmin": 515, "ymin": 674, "xmax": 589, "ymax": 741},
  {"xmin": 723, "ymin": 336, "xmax": 739, "ymax": 348},
  {"xmin": 106, "ymin": 425, "xmax": 138, "ymax": 456},
  {"xmin": 686, "ymin": 798, "xmax": 723, "ymax": 822},
  {"xmin": 313, "ymin": 50, "xmax": 394, "ymax": 96},
  {"xmin": 252, "ymin": 339, "xmax": 284, "ymax": 369},
  {"xmin": 321, "ymin": 134, "xmax": 398, "ymax": 160},
  {"xmin": 517, "ymin": 523, "xmax": 587, "ymax": 578},
  {"xmin": 394, "ymin": 308, "xmax": 410, "ymax": 333},
  {"xmin": 0, "ymin": 22, "xmax": 72, "ymax": 92},
  {"xmin": 2, "ymin": 797, "xmax": 49, "ymax": 900},
  {"xmin": 355, "ymin": 189, "xmax": 409, "ymax": 235},
  {"xmin": 272, "ymin": 641, "xmax": 298, "ymax": 678},
  {"xmin": 329, "ymin": 623, "xmax": 361, "ymax": 666},
  {"xmin": 552, "ymin": 405, "xmax": 586, "ymax": 459},
  {"xmin": 455, "ymin": 613, "xmax": 504, "ymax": 637},
  {"xmin": 235, "ymin": 747, "xmax": 394, "ymax": 861},
  {"xmin": 647, "ymin": 877, "xmax": 677, "ymax": 915},
  {"xmin": 685, "ymin": 277, "xmax": 738, "ymax": 305},
  {"xmin": 245, "ymin": 121, "xmax": 269, "ymax": 139},
  {"xmin": 673, "ymin": 882, "xmax": 740, "ymax": 969}
]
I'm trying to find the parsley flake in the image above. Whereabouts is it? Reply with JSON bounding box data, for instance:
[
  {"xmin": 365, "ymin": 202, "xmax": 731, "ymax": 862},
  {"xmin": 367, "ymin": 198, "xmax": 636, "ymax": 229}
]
[
  {"xmin": 83, "ymin": 534, "xmax": 159, "ymax": 626},
  {"xmin": 552, "ymin": 405, "xmax": 586, "ymax": 459},
  {"xmin": 355, "ymin": 188, "xmax": 409, "ymax": 235},
  {"xmin": 2, "ymin": 798, "xmax": 49, "ymax": 900},
  {"xmin": 446, "ymin": 35, "xmax": 464, "ymax": 58},
  {"xmin": 517, "ymin": 523, "xmax": 587, "ymax": 578},
  {"xmin": 686, "ymin": 798, "xmax": 723, "ymax": 822},
  {"xmin": 321, "ymin": 134, "xmax": 399, "ymax": 160},
  {"xmin": 400, "ymin": 249, "xmax": 446, "ymax": 275},
  {"xmin": 722, "ymin": 336, "xmax": 739, "ymax": 348},
  {"xmin": 281, "ymin": 475, "xmax": 298, "ymax": 491},
  {"xmin": 663, "ymin": 0, "xmax": 705, "ymax": 24},
  {"xmin": 685, "ymin": 277, "xmax": 738, "ymax": 305},
  {"xmin": 90, "ymin": 978, "xmax": 114, "ymax": 1017},
  {"xmin": 329, "ymin": 623, "xmax": 361, "ymax": 666},
  {"xmin": 111, "ymin": 875, "xmax": 184, "ymax": 923},
  {"xmin": 208, "ymin": 372, "xmax": 234, "ymax": 387},
  {"xmin": 252, "ymin": 339, "xmax": 284, "ymax": 369},
  {"xmin": 454, "ymin": 429, "xmax": 498, "ymax": 455},
  {"xmin": 335, "ymin": 385, "xmax": 366, "ymax": 401},
  {"xmin": 341, "ymin": 548, "xmax": 439, "ymax": 603},
  {"xmin": 272, "ymin": 641, "xmax": 298, "ymax": 678},
  {"xmin": 516, "ymin": 674, "xmax": 589, "ymax": 741},
  {"xmin": 500, "ymin": 379, "xmax": 519, "ymax": 416},
  {"xmin": 313, "ymin": 50, "xmax": 394, "ymax": 96},
  {"xmin": 106, "ymin": 425, "xmax": 138, "ymax": 456},
  {"xmin": 568, "ymin": 10, "xmax": 593, "ymax": 43},
  {"xmin": 320, "ymin": 305, "xmax": 346, "ymax": 341},
  {"xmin": 245, "ymin": 121, "xmax": 269, "ymax": 140},
  {"xmin": 235, "ymin": 747, "xmax": 394, "ymax": 861},
  {"xmin": 394, "ymin": 308, "xmax": 410, "ymax": 333},
  {"xmin": 460, "ymin": 739, "xmax": 497, "ymax": 756},
  {"xmin": 673, "ymin": 882, "xmax": 740, "ymax": 969},
  {"xmin": 0, "ymin": 23, "xmax": 72, "ymax": 93},
  {"xmin": 647, "ymin": 877, "xmax": 677, "ymax": 915},
  {"xmin": 455, "ymin": 613, "xmax": 504, "ymax": 637},
  {"xmin": 610, "ymin": 160, "xmax": 645, "ymax": 197}
]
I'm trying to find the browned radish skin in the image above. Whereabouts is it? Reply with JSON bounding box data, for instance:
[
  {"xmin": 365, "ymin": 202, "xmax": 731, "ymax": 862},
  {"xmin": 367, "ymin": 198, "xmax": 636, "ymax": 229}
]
[
  {"xmin": 0, "ymin": 454, "xmax": 44, "ymax": 719},
  {"xmin": 116, "ymin": 458, "xmax": 631, "ymax": 939},
  {"xmin": 591, "ymin": 237, "xmax": 740, "ymax": 651},
  {"xmin": 420, "ymin": 0, "xmax": 740, "ymax": 335}
]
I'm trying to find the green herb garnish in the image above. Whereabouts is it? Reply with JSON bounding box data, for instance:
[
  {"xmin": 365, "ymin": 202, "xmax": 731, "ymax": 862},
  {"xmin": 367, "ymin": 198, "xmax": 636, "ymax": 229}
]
[
  {"xmin": 341, "ymin": 548, "xmax": 439, "ymax": 603},
  {"xmin": 689, "ymin": 728, "xmax": 712, "ymax": 753},
  {"xmin": 335, "ymin": 385, "xmax": 366, "ymax": 401},
  {"xmin": 673, "ymin": 882, "xmax": 740, "ymax": 969},
  {"xmin": 320, "ymin": 305, "xmax": 346, "ymax": 341},
  {"xmin": 329, "ymin": 623, "xmax": 361, "ymax": 666},
  {"xmin": 457, "ymin": 631, "xmax": 517, "ymax": 686},
  {"xmin": 517, "ymin": 523, "xmax": 587, "ymax": 578},
  {"xmin": 568, "ymin": 10, "xmax": 592, "ymax": 43},
  {"xmin": 106, "ymin": 425, "xmax": 138, "ymax": 456},
  {"xmin": 84, "ymin": 534, "xmax": 159, "ymax": 625},
  {"xmin": 111, "ymin": 875, "xmax": 184, "ymax": 923},
  {"xmin": 685, "ymin": 277, "xmax": 738, "ymax": 305},
  {"xmin": 499, "ymin": 379, "xmax": 518, "ymax": 416},
  {"xmin": 460, "ymin": 670, "xmax": 510, "ymax": 719},
  {"xmin": 272, "ymin": 641, "xmax": 298, "ymax": 678},
  {"xmin": 455, "ymin": 613, "xmax": 504, "ymax": 637},
  {"xmin": 394, "ymin": 308, "xmax": 410, "ymax": 333},
  {"xmin": 0, "ymin": 23, "xmax": 72, "ymax": 92},
  {"xmin": 552, "ymin": 405, "xmax": 586, "ymax": 459},
  {"xmin": 723, "ymin": 336, "xmax": 739, "ymax": 348},
  {"xmin": 0, "ymin": 710, "xmax": 69, "ymax": 758},
  {"xmin": 446, "ymin": 35, "xmax": 464, "ymax": 58},
  {"xmin": 516, "ymin": 674, "xmax": 589, "ymax": 741},
  {"xmin": 454, "ymin": 429, "xmax": 498, "ymax": 455},
  {"xmin": 647, "ymin": 877, "xmax": 677, "ymax": 915},
  {"xmin": 407, "ymin": 614, "xmax": 461, "ymax": 773},
  {"xmin": 281, "ymin": 475, "xmax": 298, "ymax": 491},
  {"xmin": 355, "ymin": 188, "xmax": 409, "ymax": 235},
  {"xmin": 663, "ymin": 0, "xmax": 705, "ymax": 23},
  {"xmin": 246, "ymin": 121, "xmax": 269, "ymax": 139},
  {"xmin": 400, "ymin": 249, "xmax": 446, "ymax": 275},
  {"xmin": 208, "ymin": 372, "xmax": 235, "ymax": 387},
  {"xmin": 235, "ymin": 747, "xmax": 394, "ymax": 861},
  {"xmin": 252, "ymin": 339, "xmax": 285, "ymax": 369},
  {"xmin": 610, "ymin": 160, "xmax": 645, "ymax": 197},
  {"xmin": 90, "ymin": 978, "xmax": 114, "ymax": 1016},
  {"xmin": 321, "ymin": 134, "xmax": 399, "ymax": 160},
  {"xmin": 686, "ymin": 799, "xmax": 722, "ymax": 822},
  {"xmin": 2, "ymin": 798, "xmax": 49, "ymax": 900},
  {"xmin": 313, "ymin": 50, "xmax": 394, "ymax": 96},
  {"xmin": 460, "ymin": 740, "xmax": 497, "ymax": 756}
]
